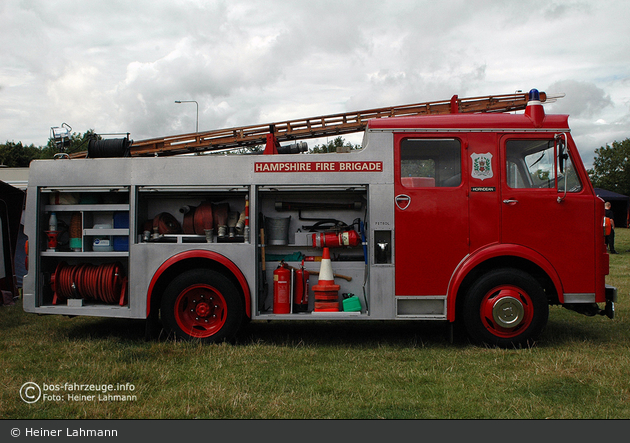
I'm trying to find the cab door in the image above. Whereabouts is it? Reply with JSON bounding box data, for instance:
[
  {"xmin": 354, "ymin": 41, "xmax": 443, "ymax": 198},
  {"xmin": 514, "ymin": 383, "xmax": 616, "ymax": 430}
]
[
  {"xmin": 394, "ymin": 135, "xmax": 469, "ymax": 296},
  {"xmin": 500, "ymin": 134, "xmax": 595, "ymax": 294}
]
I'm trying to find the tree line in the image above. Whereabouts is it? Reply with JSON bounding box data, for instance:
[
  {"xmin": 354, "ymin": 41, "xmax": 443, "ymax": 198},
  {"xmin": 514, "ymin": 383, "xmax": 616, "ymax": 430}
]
[
  {"xmin": 1, "ymin": 132, "xmax": 359, "ymax": 166},
  {"xmin": 0, "ymin": 130, "xmax": 97, "ymax": 167}
]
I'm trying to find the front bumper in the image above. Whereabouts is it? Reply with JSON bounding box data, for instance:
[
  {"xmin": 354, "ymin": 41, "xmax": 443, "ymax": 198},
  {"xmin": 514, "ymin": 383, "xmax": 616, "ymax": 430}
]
[
  {"xmin": 605, "ymin": 284, "xmax": 617, "ymax": 319},
  {"xmin": 563, "ymin": 285, "xmax": 616, "ymax": 319}
]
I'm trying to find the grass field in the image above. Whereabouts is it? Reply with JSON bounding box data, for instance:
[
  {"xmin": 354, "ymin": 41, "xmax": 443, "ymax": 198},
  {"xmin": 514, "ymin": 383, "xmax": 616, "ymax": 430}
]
[{"xmin": 2, "ymin": 231, "xmax": 630, "ymax": 419}]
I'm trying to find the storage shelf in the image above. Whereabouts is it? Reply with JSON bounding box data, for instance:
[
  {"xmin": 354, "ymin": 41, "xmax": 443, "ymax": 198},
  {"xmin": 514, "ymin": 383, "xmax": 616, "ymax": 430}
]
[
  {"xmin": 84, "ymin": 228, "xmax": 129, "ymax": 236},
  {"xmin": 45, "ymin": 204, "xmax": 130, "ymax": 212},
  {"xmin": 257, "ymin": 312, "xmax": 364, "ymax": 319},
  {"xmin": 40, "ymin": 251, "xmax": 129, "ymax": 258},
  {"xmin": 37, "ymin": 303, "xmax": 130, "ymax": 311}
]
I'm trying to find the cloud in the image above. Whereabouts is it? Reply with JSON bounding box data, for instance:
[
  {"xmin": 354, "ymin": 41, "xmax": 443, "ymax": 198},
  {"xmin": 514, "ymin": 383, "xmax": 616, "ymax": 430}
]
[
  {"xmin": 541, "ymin": 79, "xmax": 630, "ymax": 168},
  {"xmin": 1, "ymin": 0, "xmax": 629, "ymax": 153},
  {"xmin": 546, "ymin": 80, "xmax": 613, "ymax": 118}
]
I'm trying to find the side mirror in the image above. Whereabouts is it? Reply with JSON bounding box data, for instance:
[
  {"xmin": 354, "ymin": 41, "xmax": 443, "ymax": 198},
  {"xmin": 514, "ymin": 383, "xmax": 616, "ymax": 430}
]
[
  {"xmin": 555, "ymin": 133, "xmax": 569, "ymax": 203},
  {"xmin": 556, "ymin": 134, "xmax": 568, "ymax": 173}
]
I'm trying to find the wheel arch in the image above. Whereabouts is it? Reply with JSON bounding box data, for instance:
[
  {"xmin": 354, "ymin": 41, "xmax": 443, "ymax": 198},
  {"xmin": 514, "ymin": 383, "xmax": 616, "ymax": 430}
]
[
  {"xmin": 146, "ymin": 250, "xmax": 251, "ymax": 320},
  {"xmin": 447, "ymin": 245, "xmax": 562, "ymax": 322}
]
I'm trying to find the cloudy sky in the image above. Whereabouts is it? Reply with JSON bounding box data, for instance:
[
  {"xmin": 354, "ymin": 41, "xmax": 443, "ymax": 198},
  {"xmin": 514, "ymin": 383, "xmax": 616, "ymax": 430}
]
[{"xmin": 1, "ymin": 0, "xmax": 629, "ymax": 167}]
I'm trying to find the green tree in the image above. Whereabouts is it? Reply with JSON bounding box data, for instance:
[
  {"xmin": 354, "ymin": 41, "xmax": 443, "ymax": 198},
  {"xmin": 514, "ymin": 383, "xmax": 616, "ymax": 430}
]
[
  {"xmin": 0, "ymin": 129, "xmax": 99, "ymax": 167},
  {"xmin": 588, "ymin": 138, "xmax": 630, "ymax": 196},
  {"xmin": 212, "ymin": 144, "xmax": 264, "ymax": 155},
  {"xmin": 310, "ymin": 136, "xmax": 361, "ymax": 153},
  {"xmin": 0, "ymin": 141, "xmax": 43, "ymax": 167}
]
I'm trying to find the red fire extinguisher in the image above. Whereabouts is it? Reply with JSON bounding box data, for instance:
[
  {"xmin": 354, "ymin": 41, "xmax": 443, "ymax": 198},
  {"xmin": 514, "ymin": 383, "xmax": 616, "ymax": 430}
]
[
  {"xmin": 273, "ymin": 261, "xmax": 291, "ymax": 314},
  {"xmin": 293, "ymin": 260, "xmax": 310, "ymax": 313},
  {"xmin": 312, "ymin": 230, "xmax": 361, "ymax": 248}
]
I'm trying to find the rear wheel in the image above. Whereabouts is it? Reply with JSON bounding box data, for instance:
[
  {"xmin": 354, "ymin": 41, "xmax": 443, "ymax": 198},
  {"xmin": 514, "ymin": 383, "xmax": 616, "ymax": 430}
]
[
  {"xmin": 161, "ymin": 269, "xmax": 243, "ymax": 343},
  {"xmin": 463, "ymin": 268, "xmax": 548, "ymax": 348}
]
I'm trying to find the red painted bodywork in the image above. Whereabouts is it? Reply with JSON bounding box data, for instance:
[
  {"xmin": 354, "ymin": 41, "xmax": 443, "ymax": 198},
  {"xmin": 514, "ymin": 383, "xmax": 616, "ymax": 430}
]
[{"xmin": 374, "ymin": 106, "xmax": 608, "ymax": 320}]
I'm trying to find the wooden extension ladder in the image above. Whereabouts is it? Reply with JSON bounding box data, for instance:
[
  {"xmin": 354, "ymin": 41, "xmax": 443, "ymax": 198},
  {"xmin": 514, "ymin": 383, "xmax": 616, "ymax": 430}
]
[{"xmin": 69, "ymin": 91, "xmax": 549, "ymax": 158}]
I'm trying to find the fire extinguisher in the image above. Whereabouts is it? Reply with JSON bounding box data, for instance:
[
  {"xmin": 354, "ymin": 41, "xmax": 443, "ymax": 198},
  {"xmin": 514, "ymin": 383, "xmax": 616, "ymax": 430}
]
[
  {"xmin": 273, "ymin": 261, "xmax": 291, "ymax": 314},
  {"xmin": 293, "ymin": 260, "xmax": 310, "ymax": 313},
  {"xmin": 312, "ymin": 230, "xmax": 361, "ymax": 248}
]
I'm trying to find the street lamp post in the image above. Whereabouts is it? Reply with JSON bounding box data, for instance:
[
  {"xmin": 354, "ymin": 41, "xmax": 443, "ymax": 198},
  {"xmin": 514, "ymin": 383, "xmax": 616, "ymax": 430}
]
[{"xmin": 174, "ymin": 100, "xmax": 199, "ymax": 133}]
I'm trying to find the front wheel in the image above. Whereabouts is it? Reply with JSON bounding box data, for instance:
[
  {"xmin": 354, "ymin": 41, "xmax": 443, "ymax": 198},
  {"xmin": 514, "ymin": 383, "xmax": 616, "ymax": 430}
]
[
  {"xmin": 463, "ymin": 268, "xmax": 548, "ymax": 348},
  {"xmin": 161, "ymin": 269, "xmax": 244, "ymax": 343}
]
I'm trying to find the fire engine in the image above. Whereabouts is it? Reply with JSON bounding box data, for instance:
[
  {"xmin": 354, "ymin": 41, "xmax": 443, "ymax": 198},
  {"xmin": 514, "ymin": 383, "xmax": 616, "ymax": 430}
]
[{"xmin": 22, "ymin": 89, "xmax": 617, "ymax": 348}]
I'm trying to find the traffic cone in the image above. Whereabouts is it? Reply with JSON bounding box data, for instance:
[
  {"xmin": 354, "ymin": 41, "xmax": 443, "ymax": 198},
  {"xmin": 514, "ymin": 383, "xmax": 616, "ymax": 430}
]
[{"xmin": 312, "ymin": 247, "xmax": 340, "ymax": 311}]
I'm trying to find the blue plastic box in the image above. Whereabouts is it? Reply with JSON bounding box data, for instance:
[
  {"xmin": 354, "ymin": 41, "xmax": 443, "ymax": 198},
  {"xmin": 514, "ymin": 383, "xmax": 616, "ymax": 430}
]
[
  {"xmin": 113, "ymin": 212, "xmax": 129, "ymax": 251},
  {"xmin": 113, "ymin": 212, "xmax": 129, "ymax": 229},
  {"xmin": 113, "ymin": 236, "xmax": 128, "ymax": 252}
]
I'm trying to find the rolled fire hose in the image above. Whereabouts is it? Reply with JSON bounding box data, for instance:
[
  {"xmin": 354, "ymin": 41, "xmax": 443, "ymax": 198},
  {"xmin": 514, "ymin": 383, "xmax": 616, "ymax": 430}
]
[{"xmin": 52, "ymin": 262, "xmax": 126, "ymax": 305}]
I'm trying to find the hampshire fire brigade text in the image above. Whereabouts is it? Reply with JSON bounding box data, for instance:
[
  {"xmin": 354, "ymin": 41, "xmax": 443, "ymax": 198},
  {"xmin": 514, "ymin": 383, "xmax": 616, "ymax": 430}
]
[{"xmin": 254, "ymin": 161, "xmax": 383, "ymax": 172}]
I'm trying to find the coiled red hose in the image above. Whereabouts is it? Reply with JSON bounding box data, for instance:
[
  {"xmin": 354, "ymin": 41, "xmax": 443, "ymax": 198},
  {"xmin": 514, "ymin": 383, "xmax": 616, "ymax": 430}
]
[{"xmin": 52, "ymin": 262, "xmax": 126, "ymax": 306}]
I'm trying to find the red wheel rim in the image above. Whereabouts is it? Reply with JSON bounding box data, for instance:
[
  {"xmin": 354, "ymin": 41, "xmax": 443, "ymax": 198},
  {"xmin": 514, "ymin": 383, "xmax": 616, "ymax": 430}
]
[
  {"xmin": 479, "ymin": 285, "xmax": 534, "ymax": 338},
  {"xmin": 174, "ymin": 284, "xmax": 227, "ymax": 338}
]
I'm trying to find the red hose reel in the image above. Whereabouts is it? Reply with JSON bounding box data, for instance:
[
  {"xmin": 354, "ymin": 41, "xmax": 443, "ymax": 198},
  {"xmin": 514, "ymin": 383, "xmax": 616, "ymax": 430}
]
[{"xmin": 51, "ymin": 261, "xmax": 128, "ymax": 306}]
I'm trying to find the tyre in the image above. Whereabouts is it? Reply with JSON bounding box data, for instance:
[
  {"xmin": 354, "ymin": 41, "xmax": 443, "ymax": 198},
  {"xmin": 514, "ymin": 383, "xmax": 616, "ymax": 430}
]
[
  {"xmin": 161, "ymin": 269, "xmax": 244, "ymax": 343},
  {"xmin": 463, "ymin": 268, "xmax": 548, "ymax": 348}
]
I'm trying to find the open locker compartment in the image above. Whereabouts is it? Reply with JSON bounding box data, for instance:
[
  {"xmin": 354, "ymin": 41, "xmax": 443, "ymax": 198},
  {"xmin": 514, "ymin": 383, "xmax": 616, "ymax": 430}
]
[
  {"xmin": 255, "ymin": 185, "xmax": 370, "ymax": 318},
  {"xmin": 136, "ymin": 186, "xmax": 250, "ymax": 245},
  {"xmin": 35, "ymin": 186, "xmax": 131, "ymax": 312}
]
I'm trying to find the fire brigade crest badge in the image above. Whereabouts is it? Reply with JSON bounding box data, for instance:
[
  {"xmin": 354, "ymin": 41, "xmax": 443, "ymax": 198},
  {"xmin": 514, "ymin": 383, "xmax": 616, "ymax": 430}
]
[{"xmin": 471, "ymin": 153, "xmax": 493, "ymax": 181}]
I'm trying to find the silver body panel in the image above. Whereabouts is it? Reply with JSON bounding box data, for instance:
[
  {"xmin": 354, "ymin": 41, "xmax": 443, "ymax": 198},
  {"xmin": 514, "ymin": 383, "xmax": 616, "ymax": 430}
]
[{"xmin": 23, "ymin": 131, "xmax": 434, "ymax": 321}]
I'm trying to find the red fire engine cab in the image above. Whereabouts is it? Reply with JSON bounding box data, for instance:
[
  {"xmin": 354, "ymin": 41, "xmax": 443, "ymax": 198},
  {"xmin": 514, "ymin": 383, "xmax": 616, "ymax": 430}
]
[{"xmin": 23, "ymin": 89, "xmax": 616, "ymax": 348}]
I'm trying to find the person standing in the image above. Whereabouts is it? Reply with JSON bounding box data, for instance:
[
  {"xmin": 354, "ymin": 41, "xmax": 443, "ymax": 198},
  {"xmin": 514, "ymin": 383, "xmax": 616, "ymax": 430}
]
[{"xmin": 605, "ymin": 202, "xmax": 618, "ymax": 254}]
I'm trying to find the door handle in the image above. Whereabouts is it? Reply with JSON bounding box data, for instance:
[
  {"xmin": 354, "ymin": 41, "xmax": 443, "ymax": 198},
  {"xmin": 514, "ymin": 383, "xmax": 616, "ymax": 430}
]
[
  {"xmin": 502, "ymin": 199, "xmax": 518, "ymax": 205},
  {"xmin": 395, "ymin": 194, "xmax": 411, "ymax": 210}
]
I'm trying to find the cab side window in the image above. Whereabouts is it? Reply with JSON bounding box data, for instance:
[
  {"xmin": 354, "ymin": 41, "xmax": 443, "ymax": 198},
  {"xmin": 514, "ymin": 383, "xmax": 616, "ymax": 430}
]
[
  {"xmin": 506, "ymin": 140, "xmax": 555, "ymax": 189},
  {"xmin": 400, "ymin": 139, "xmax": 461, "ymax": 188},
  {"xmin": 505, "ymin": 139, "xmax": 582, "ymax": 192}
]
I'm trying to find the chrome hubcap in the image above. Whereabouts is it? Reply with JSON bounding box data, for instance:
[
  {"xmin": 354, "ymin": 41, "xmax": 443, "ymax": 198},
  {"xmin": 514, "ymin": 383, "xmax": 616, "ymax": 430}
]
[{"xmin": 492, "ymin": 296, "xmax": 524, "ymax": 329}]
